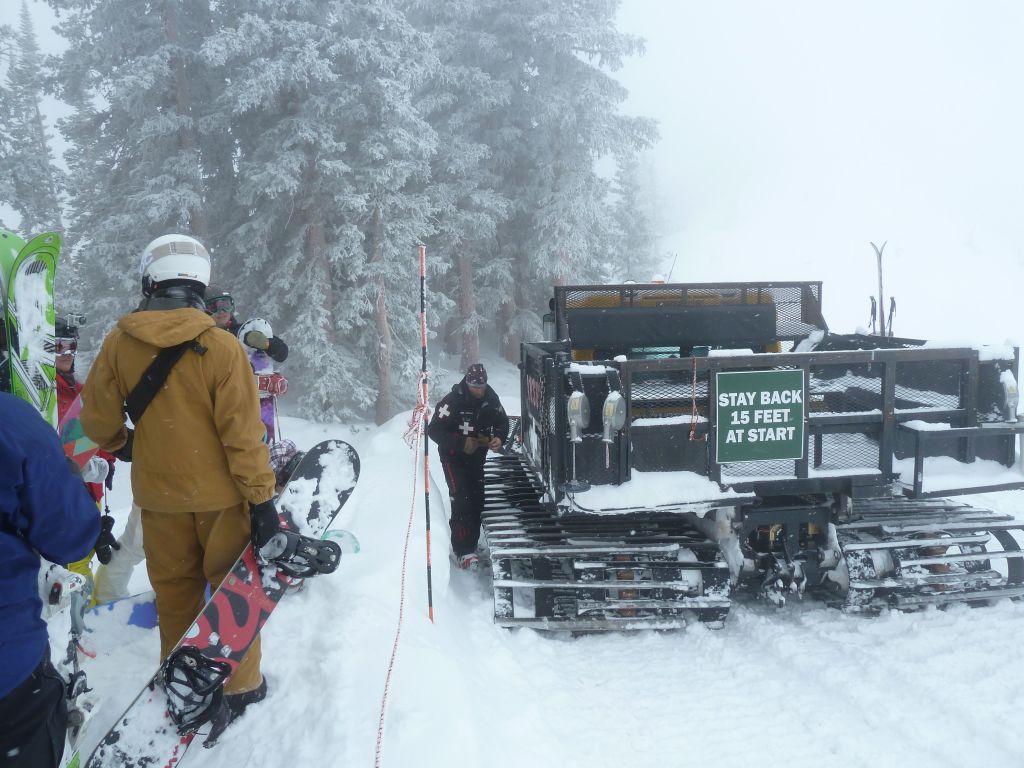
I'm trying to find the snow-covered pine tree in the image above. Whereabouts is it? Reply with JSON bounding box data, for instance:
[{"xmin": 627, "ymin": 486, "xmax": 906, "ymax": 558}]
[
  {"xmin": 0, "ymin": 1, "xmax": 64, "ymax": 235},
  {"xmin": 0, "ymin": 28, "xmax": 13, "ymax": 230},
  {"xmin": 339, "ymin": 1, "xmax": 439, "ymax": 424},
  {"xmin": 201, "ymin": 1, "xmax": 360, "ymax": 419},
  {"xmin": 473, "ymin": 0, "xmax": 657, "ymax": 360},
  {"xmin": 608, "ymin": 150, "xmax": 661, "ymax": 282},
  {"xmin": 206, "ymin": 0, "xmax": 438, "ymax": 424},
  {"xmin": 48, "ymin": 0, "xmax": 220, "ymax": 330},
  {"xmin": 411, "ymin": 0, "xmax": 512, "ymax": 372}
]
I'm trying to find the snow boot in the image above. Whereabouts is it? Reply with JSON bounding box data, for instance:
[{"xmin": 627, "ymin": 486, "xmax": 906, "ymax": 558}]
[
  {"xmin": 225, "ymin": 676, "xmax": 268, "ymax": 719},
  {"xmin": 455, "ymin": 553, "xmax": 480, "ymax": 572},
  {"xmin": 203, "ymin": 677, "xmax": 269, "ymax": 747}
]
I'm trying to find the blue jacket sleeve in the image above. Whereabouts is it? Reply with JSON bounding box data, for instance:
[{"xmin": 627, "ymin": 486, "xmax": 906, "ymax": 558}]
[{"xmin": 3, "ymin": 396, "xmax": 99, "ymax": 564}]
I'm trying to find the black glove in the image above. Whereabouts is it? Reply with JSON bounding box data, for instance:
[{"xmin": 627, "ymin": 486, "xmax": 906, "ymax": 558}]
[
  {"xmin": 266, "ymin": 336, "xmax": 288, "ymax": 363},
  {"xmin": 94, "ymin": 514, "xmax": 120, "ymax": 565},
  {"xmin": 113, "ymin": 429, "xmax": 134, "ymax": 462},
  {"xmin": 250, "ymin": 499, "xmax": 281, "ymax": 552}
]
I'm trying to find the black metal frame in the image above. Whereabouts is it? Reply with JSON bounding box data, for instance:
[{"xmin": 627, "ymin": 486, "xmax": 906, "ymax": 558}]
[
  {"xmin": 900, "ymin": 421, "xmax": 1024, "ymax": 497},
  {"xmin": 521, "ymin": 341, "xmax": 1024, "ymax": 506}
]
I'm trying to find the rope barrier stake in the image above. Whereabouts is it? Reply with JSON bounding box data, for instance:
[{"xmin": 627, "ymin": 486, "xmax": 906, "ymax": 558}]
[
  {"xmin": 419, "ymin": 244, "xmax": 434, "ymax": 622},
  {"xmin": 377, "ymin": 245, "xmax": 433, "ymax": 768}
]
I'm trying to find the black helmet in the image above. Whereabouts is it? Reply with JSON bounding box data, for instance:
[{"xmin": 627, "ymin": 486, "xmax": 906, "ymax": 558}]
[
  {"xmin": 56, "ymin": 312, "xmax": 85, "ymax": 340},
  {"xmin": 204, "ymin": 284, "xmax": 234, "ymax": 314}
]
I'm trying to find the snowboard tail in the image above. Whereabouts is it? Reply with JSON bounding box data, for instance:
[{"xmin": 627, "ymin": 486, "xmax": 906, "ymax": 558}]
[
  {"xmin": 84, "ymin": 440, "xmax": 358, "ymax": 767},
  {"xmin": 60, "ymin": 392, "xmax": 102, "ymax": 469}
]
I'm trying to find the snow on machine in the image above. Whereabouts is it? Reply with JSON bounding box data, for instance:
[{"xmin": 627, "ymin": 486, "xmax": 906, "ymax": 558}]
[{"xmin": 479, "ymin": 281, "xmax": 1024, "ymax": 630}]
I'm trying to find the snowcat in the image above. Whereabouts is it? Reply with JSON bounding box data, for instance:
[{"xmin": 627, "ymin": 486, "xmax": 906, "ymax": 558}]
[{"xmin": 480, "ymin": 281, "xmax": 1024, "ymax": 630}]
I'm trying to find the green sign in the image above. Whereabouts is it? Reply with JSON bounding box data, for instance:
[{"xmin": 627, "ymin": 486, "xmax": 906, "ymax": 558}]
[{"xmin": 716, "ymin": 369, "xmax": 805, "ymax": 463}]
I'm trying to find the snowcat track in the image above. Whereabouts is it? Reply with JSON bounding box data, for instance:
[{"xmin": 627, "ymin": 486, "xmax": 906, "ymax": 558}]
[
  {"xmin": 480, "ymin": 453, "xmax": 730, "ymax": 631},
  {"xmin": 836, "ymin": 497, "xmax": 1024, "ymax": 613}
]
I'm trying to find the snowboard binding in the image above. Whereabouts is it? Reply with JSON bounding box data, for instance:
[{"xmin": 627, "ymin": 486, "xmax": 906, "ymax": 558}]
[
  {"xmin": 160, "ymin": 646, "xmax": 232, "ymax": 733},
  {"xmin": 258, "ymin": 529, "xmax": 342, "ymax": 578}
]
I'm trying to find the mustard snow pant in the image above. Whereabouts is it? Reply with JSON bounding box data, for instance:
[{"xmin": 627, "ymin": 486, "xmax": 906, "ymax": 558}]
[{"xmin": 141, "ymin": 503, "xmax": 262, "ymax": 695}]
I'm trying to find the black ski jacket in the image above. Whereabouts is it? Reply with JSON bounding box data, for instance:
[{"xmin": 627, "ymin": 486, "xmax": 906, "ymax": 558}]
[{"xmin": 428, "ymin": 379, "xmax": 509, "ymax": 463}]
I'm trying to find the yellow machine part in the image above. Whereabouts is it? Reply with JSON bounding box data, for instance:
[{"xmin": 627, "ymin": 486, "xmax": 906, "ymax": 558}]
[{"xmin": 566, "ymin": 287, "xmax": 777, "ymax": 310}]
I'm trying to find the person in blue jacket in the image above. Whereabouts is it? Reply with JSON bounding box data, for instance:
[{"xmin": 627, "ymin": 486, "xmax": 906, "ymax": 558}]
[{"xmin": 0, "ymin": 392, "xmax": 108, "ymax": 768}]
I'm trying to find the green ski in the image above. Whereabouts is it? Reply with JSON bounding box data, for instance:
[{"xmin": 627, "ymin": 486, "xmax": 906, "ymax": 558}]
[
  {"xmin": 4, "ymin": 231, "xmax": 60, "ymax": 426},
  {"xmin": 0, "ymin": 229, "xmax": 27, "ymax": 394}
]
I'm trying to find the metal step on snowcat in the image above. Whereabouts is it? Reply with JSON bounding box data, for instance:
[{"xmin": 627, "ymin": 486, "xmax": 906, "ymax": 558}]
[
  {"xmin": 834, "ymin": 497, "xmax": 1024, "ymax": 612},
  {"xmin": 480, "ymin": 446, "xmax": 734, "ymax": 630},
  {"xmin": 475, "ymin": 281, "xmax": 1024, "ymax": 632}
]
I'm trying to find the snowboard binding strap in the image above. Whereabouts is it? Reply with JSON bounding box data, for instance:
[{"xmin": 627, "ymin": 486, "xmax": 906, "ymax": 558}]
[
  {"xmin": 160, "ymin": 646, "xmax": 232, "ymax": 733},
  {"xmin": 259, "ymin": 530, "xmax": 342, "ymax": 579}
]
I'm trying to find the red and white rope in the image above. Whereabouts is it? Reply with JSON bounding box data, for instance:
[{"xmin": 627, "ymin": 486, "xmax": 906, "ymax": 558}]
[
  {"xmin": 375, "ymin": 412, "xmax": 425, "ymax": 768},
  {"xmin": 402, "ymin": 371, "xmax": 431, "ymax": 448}
]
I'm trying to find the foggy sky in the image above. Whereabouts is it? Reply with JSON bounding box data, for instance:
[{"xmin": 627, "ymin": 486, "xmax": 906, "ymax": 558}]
[
  {"xmin": 18, "ymin": 0, "xmax": 1024, "ymax": 344},
  {"xmin": 615, "ymin": 0, "xmax": 1024, "ymax": 341}
]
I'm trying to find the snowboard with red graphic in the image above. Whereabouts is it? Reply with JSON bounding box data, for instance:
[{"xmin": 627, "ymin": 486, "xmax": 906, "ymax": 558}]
[
  {"xmin": 59, "ymin": 392, "xmax": 102, "ymax": 469},
  {"xmin": 82, "ymin": 439, "xmax": 359, "ymax": 768}
]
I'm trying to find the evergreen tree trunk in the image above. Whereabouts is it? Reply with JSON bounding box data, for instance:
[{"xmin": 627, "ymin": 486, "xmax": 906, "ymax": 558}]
[
  {"xmin": 499, "ymin": 300, "xmax": 518, "ymax": 363},
  {"xmin": 305, "ymin": 217, "xmax": 331, "ymax": 324},
  {"xmin": 369, "ymin": 205, "xmax": 393, "ymax": 425},
  {"xmin": 458, "ymin": 252, "xmax": 478, "ymax": 369}
]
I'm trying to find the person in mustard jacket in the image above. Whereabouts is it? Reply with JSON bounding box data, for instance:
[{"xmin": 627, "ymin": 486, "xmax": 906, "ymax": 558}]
[{"xmin": 80, "ymin": 234, "xmax": 279, "ymax": 728}]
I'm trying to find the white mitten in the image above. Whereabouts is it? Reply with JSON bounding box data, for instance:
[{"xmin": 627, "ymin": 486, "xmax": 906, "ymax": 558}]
[{"xmin": 82, "ymin": 456, "xmax": 110, "ymax": 484}]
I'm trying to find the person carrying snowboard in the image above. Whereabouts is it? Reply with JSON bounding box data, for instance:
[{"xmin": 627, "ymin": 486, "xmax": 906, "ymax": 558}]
[
  {"xmin": 427, "ymin": 363, "xmax": 508, "ymax": 571},
  {"xmin": 0, "ymin": 392, "xmax": 110, "ymax": 768},
  {"xmin": 55, "ymin": 314, "xmax": 115, "ymax": 500},
  {"xmin": 205, "ymin": 287, "xmax": 289, "ymax": 440},
  {"xmin": 80, "ymin": 234, "xmax": 283, "ymax": 727},
  {"xmin": 53, "ymin": 315, "xmax": 119, "ymax": 598}
]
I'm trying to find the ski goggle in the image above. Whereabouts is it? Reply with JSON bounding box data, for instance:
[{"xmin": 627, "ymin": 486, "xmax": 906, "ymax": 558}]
[
  {"xmin": 206, "ymin": 297, "xmax": 234, "ymax": 314},
  {"xmin": 56, "ymin": 338, "xmax": 78, "ymax": 355}
]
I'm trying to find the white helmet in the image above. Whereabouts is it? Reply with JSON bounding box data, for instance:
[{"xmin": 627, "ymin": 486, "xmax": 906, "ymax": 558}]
[
  {"xmin": 238, "ymin": 317, "xmax": 273, "ymax": 346},
  {"xmin": 140, "ymin": 234, "xmax": 211, "ymax": 294}
]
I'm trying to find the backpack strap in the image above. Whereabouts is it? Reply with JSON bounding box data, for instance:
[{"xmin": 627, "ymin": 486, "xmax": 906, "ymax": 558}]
[{"xmin": 125, "ymin": 339, "xmax": 207, "ymax": 424}]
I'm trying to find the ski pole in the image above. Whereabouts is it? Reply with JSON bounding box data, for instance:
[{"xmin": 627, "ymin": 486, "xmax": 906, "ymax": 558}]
[
  {"xmin": 418, "ymin": 244, "xmax": 434, "ymax": 623},
  {"xmin": 871, "ymin": 241, "xmax": 887, "ymax": 335}
]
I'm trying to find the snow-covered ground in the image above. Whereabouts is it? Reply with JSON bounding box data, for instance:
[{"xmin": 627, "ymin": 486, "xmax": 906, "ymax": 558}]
[{"xmin": 60, "ymin": 357, "xmax": 1024, "ymax": 768}]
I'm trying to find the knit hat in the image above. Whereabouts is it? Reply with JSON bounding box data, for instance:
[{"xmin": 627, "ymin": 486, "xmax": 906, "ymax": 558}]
[{"xmin": 465, "ymin": 363, "xmax": 487, "ymax": 387}]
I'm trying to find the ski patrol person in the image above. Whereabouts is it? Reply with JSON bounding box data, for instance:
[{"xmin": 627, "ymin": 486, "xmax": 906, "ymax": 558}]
[
  {"xmin": 0, "ymin": 393, "xmax": 106, "ymax": 768},
  {"xmin": 428, "ymin": 363, "xmax": 509, "ymax": 571},
  {"xmin": 80, "ymin": 234, "xmax": 280, "ymax": 726}
]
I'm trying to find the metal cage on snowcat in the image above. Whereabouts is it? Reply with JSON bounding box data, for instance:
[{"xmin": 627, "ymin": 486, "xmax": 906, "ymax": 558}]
[
  {"xmin": 530, "ymin": 282, "xmax": 1024, "ymax": 505},
  {"xmin": 478, "ymin": 281, "xmax": 1024, "ymax": 630},
  {"xmin": 522, "ymin": 344, "xmax": 1024, "ymax": 504}
]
